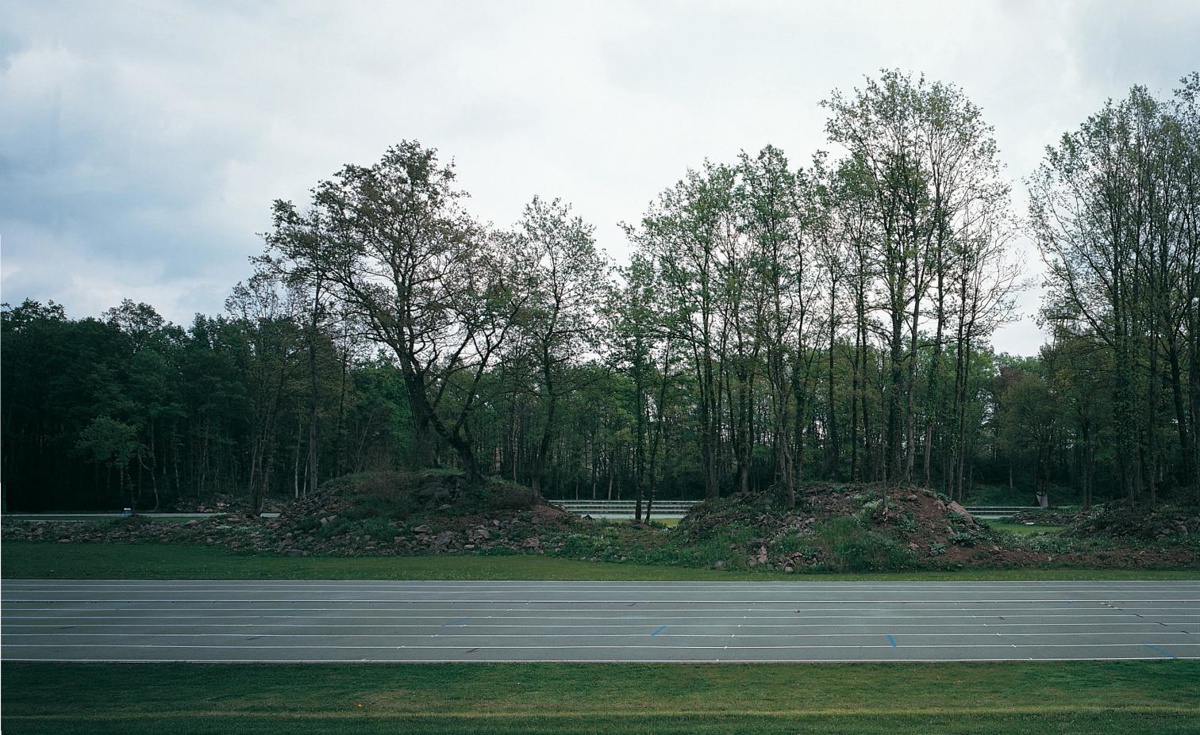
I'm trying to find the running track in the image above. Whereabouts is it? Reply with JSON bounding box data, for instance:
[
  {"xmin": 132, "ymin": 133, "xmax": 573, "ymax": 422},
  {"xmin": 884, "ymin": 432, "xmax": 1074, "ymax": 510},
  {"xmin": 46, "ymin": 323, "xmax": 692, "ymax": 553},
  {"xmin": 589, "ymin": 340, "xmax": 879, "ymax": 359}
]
[{"xmin": 2, "ymin": 580, "xmax": 1197, "ymax": 663}]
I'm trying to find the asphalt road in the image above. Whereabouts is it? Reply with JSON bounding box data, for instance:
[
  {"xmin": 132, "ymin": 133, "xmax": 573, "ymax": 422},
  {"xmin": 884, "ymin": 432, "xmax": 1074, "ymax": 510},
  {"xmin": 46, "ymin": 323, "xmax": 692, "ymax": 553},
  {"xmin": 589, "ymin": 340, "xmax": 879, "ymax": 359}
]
[{"xmin": 3, "ymin": 580, "xmax": 1197, "ymax": 663}]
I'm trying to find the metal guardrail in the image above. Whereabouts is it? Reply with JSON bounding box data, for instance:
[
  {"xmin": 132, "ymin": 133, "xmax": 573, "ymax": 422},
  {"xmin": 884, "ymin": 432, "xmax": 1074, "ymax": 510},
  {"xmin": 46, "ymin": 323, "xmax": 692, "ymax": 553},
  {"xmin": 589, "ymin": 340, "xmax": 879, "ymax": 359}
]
[
  {"xmin": 550, "ymin": 500, "xmax": 700, "ymax": 518},
  {"xmin": 549, "ymin": 500, "xmax": 1038, "ymax": 520},
  {"xmin": 3, "ymin": 512, "xmax": 281, "ymax": 520},
  {"xmin": 965, "ymin": 506, "xmax": 1036, "ymax": 512},
  {"xmin": 964, "ymin": 506, "xmax": 1039, "ymax": 519},
  {"xmin": 6, "ymin": 504, "xmax": 1039, "ymax": 523},
  {"xmin": 552, "ymin": 500, "xmax": 699, "ymax": 509}
]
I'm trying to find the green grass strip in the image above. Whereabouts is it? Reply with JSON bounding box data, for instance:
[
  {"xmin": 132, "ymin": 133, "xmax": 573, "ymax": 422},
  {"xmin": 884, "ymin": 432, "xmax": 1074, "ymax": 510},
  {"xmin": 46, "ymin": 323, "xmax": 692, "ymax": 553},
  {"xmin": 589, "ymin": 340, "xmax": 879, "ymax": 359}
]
[
  {"xmin": 4, "ymin": 541, "xmax": 1198, "ymax": 581},
  {"xmin": 989, "ymin": 522, "xmax": 1065, "ymax": 536},
  {"xmin": 3, "ymin": 661, "xmax": 1197, "ymax": 735}
]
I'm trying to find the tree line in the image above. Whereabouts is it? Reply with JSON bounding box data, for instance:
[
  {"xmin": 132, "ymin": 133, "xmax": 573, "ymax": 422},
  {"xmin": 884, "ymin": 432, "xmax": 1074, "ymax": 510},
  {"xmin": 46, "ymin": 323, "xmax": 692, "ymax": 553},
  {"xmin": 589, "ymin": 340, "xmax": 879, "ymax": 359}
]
[{"xmin": 3, "ymin": 70, "xmax": 1197, "ymax": 514}]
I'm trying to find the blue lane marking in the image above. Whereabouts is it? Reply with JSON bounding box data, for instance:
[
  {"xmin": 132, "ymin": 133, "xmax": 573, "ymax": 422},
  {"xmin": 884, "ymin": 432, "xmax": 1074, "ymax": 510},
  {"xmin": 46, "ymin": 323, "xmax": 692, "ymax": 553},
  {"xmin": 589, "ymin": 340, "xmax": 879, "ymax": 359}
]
[
  {"xmin": 886, "ymin": 634, "xmax": 898, "ymax": 648},
  {"xmin": 1145, "ymin": 644, "xmax": 1178, "ymax": 659},
  {"xmin": 651, "ymin": 625, "xmax": 667, "ymax": 637},
  {"xmin": 441, "ymin": 617, "xmax": 470, "ymax": 628}
]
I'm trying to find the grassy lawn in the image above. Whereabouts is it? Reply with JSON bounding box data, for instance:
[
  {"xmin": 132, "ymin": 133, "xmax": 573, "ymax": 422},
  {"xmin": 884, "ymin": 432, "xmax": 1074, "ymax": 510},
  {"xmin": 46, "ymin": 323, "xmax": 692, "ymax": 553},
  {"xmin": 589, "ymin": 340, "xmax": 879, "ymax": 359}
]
[
  {"xmin": 990, "ymin": 521, "xmax": 1066, "ymax": 536},
  {"xmin": 3, "ymin": 660, "xmax": 1197, "ymax": 735},
  {"xmin": 4, "ymin": 540, "xmax": 1199, "ymax": 581}
]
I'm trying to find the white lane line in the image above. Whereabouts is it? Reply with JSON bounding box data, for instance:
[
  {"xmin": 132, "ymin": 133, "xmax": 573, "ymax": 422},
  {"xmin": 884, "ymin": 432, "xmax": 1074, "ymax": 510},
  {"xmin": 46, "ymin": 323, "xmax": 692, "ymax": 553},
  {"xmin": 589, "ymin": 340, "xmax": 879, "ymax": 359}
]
[
  {"xmin": 14, "ymin": 581, "xmax": 1191, "ymax": 589},
  {"xmin": 15, "ymin": 580, "xmax": 1195, "ymax": 588},
  {"xmin": 8, "ymin": 608, "xmax": 1191, "ymax": 617},
  {"xmin": 7, "ymin": 631, "xmax": 1195, "ymax": 641},
  {"xmin": 6, "ymin": 621, "xmax": 1193, "ymax": 631},
  {"xmin": 7, "ymin": 607, "xmax": 1193, "ymax": 617},
  {"xmin": 6, "ymin": 597, "xmax": 1199, "ymax": 605},
  {"xmin": 4, "ymin": 600, "xmax": 1195, "ymax": 612},
  {"xmin": 8, "ymin": 603, "xmax": 1196, "ymax": 614},
  {"xmin": 6, "ymin": 655, "xmax": 1188, "ymax": 664},
  {"xmin": 6, "ymin": 642, "xmax": 1199, "ymax": 651}
]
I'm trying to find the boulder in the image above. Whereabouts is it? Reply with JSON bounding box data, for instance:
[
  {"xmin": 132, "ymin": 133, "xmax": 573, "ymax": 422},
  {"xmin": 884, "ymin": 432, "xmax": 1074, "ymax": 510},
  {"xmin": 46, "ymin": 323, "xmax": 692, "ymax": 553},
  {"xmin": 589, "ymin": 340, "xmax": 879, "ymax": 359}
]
[{"xmin": 947, "ymin": 501, "xmax": 974, "ymax": 522}]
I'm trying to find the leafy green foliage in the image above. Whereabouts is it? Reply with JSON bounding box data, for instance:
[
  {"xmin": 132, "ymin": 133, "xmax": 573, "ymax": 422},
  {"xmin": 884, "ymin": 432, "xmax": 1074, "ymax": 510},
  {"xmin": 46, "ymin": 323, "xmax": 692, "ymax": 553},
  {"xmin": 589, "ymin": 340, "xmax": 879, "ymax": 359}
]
[{"xmin": 816, "ymin": 516, "xmax": 918, "ymax": 572}]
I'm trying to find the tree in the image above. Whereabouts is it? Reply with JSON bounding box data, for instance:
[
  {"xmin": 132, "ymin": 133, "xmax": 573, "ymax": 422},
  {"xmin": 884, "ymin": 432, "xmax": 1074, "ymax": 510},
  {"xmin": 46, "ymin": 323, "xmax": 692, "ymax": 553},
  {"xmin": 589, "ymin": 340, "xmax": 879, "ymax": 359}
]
[
  {"xmin": 226, "ymin": 273, "xmax": 305, "ymax": 514},
  {"xmin": 826, "ymin": 159, "xmax": 883, "ymax": 483},
  {"xmin": 3, "ymin": 300, "xmax": 76, "ymax": 510},
  {"xmin": 995, "ymin": 364, "xmax": 1060, "ymax": 504},
  {"xmin": 735, "ymin": 146, "xmax": 820, "ymax": 507},
  {"xmin": 825, "ymin": 72, "xmax": 936, "ymax": 487},
  {"xmin": 1031, "ymin": 79, "xmax": 1200, "ymax": 503},
  {"xmin": 75, "ymin": 416, "xmax": 142, "ymax": 506},
  {"xmin": 608, "ymin": 252, "xmax": 677, "ymax": 520},
  {"xmin": 511, "ymin": 196, "xmax": 610, "ymax": 500},
  {"xmin": 630, "ymin": 162, "xmax": 737, "ymax": 500},
  {"xmin": 265, "ymin": 141, "xmax": 523, "ymax": 486},
  {"xmin": 101, "ymin": 299, "xmax": 188, "ymax": 510},
  {"xmin": 1042, "ymin": 333, "xmax": 1112, "ymax": 509},
  {"xmin": 823, "ymin": 69, "xmax": 1019, "ymax": 494}
]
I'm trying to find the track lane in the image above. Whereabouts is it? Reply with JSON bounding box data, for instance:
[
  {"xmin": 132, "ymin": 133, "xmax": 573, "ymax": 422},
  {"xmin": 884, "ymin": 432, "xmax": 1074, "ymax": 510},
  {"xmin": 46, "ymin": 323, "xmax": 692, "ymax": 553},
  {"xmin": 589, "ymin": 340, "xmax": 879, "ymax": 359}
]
[{"xmin": 3, "ymin": 580, "xmax": 1196, "ymax": 663}]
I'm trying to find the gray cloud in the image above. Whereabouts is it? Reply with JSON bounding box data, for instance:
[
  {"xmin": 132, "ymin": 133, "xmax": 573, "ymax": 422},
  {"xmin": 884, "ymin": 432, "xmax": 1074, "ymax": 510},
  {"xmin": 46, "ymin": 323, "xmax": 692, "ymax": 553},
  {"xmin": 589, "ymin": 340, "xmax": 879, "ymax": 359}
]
[{"xmin": 1, "ymin": 0, "xmax": 1196, "ymax": 353}]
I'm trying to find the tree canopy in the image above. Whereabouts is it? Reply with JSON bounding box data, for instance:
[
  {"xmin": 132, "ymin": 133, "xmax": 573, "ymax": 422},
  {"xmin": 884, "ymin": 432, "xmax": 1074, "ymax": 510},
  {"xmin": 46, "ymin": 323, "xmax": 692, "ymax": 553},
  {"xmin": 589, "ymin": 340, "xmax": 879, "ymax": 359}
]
[{"xmin": 4, "ymin": 70, "xmax": 1198, "ymax": 513}]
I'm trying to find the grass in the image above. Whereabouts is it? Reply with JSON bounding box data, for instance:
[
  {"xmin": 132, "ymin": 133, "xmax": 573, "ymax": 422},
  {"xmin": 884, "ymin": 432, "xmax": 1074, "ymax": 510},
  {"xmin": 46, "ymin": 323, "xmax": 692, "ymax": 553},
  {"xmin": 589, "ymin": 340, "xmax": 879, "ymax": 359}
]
[
  {"xmin": 2, "ymin": 514, "xmax": 206, "ymax": 523},
  {"xmin": 990, "ymin": 522, "xmax": 1066, "ymax": 536},
  {"xmin": 4, "ymin": 541, "xmax": 1199, "ymax": 581},
  {"xmin": 2, "ymin": 660, "xmax": 1197, "ymax": 734}
]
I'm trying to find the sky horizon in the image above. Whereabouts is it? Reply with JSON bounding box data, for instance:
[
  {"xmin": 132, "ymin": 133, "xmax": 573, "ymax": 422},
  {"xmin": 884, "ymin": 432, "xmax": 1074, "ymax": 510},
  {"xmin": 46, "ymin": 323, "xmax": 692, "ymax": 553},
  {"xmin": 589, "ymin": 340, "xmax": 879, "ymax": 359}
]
[{"xmin": 3, "ymin": 1, "xmax": 1198, "ymax": 357}]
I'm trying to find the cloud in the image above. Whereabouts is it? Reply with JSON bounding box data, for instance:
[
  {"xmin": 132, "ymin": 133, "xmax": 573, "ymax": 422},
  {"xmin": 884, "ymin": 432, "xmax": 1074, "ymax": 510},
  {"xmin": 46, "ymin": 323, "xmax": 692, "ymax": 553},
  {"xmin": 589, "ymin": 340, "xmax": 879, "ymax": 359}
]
[{"xmin": 1, "ymin": 0, "xmax": 1195, "ymax": 355}]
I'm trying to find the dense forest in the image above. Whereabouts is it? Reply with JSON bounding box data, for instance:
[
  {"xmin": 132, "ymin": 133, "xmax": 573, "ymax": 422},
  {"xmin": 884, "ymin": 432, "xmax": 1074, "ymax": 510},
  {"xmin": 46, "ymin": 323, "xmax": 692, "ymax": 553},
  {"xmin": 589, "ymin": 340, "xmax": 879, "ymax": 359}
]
[{"xmin": 4, "ymin": 71, "xmax": 1198, "ymax": 513}]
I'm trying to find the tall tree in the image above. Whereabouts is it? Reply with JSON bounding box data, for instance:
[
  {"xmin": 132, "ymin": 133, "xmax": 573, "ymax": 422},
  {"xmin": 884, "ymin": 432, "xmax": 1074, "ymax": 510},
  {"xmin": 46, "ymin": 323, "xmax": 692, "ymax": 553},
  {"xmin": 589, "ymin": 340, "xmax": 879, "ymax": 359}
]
[
  {"xmin": 824, "ymin": 71, "xmax": 938, "ymax": 486},
  {"xmin": 1032, "ymin": 79, "xmax": 1200, "ymax": 503},
  {"xmin": 630, "ymin": 162, "xmax": 737, "ymax": 499},
  {"xmin": 824, "ymin": 70, "xmax": 1019, "ymax": 492},
  {"xmin": 226, "ymin": 273, "xmax": 304, "ymax": 514},
  {"xmin": 608, "ymin": 252, "xmax": 669, "ymax": 520},
  {"xmin": 512, "ymin": 196, "xmax": 610, "ymax": 500},
  {"xmin": 265, "ymin": 141, "xmax": 522, "ymax": 486}
]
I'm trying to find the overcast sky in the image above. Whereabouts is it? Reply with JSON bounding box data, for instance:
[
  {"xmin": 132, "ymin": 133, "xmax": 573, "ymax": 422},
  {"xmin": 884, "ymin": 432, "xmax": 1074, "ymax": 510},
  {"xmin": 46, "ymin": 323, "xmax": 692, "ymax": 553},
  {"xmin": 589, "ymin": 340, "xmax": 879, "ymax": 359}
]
[{"xmin": 2, "ymin": 0, "xmax": 1197, "ymax": 356}]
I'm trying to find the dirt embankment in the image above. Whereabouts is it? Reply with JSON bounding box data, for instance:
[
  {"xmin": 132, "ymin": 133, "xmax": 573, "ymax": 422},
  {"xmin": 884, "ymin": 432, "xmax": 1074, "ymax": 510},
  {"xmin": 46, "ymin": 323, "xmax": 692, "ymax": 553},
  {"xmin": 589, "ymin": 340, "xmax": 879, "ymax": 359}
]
[{"xmin": 4, "ymin": 474, "xmax": 1197, "ymax": 572}]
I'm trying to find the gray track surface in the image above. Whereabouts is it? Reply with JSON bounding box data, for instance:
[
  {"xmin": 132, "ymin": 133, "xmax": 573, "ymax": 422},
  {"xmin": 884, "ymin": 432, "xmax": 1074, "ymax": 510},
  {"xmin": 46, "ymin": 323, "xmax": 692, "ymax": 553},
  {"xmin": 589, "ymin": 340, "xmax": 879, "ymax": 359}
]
[{"xmin": 3, "ymin": 580, "xmax": 1197, "ymax": 663}]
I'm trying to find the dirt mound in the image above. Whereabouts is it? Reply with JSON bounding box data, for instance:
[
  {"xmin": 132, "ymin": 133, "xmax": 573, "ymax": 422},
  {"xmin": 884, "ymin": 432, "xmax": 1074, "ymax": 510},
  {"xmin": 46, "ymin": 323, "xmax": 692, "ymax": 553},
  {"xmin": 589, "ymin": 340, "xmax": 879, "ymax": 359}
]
[
  {"xmin": 0, "ymin": 471, "xmax": 589, "ymax": 557},
  {"xmin": 5, "ymin": 474, "xmax": 1197, "ymax": 572},
  {"xmin": 262, "ymin": 471, "xmax": 587, "ymax": 557},
  {"xmin": 670, "ymin": 485, "xmax": 1003, "ymax": 572},
  {"xmin": 668, "ymin": 486, "xmax": 1199, "ymax": 572},
  {"xmin": 1070, "ymin": 502, "xmax": 1200, "ymax": 541}
]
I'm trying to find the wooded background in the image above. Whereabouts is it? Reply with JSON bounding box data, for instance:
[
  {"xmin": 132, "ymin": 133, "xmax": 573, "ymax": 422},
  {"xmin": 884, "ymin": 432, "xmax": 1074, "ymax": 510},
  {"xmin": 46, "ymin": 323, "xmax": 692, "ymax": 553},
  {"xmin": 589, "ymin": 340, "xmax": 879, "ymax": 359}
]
[{"xmin": 4, "ymin": 72, "xmax": 1197, "ymax": 513}]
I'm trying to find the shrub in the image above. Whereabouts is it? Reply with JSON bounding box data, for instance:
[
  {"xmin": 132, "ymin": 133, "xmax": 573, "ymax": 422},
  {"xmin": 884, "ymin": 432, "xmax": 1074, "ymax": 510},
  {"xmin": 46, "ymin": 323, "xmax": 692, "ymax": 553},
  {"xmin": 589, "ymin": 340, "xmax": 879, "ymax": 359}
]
[
  {"xmin": 817, "ymin": 516, "xmax": 917, "ymax": 572},
  {"xmin": 360, "ymin": 517, "xmax": 397, "ymax": 543},
  {"xmin": 317, "ymin": 517, "xmax": 352, "ymax": 539}
]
